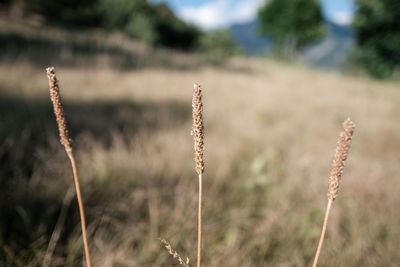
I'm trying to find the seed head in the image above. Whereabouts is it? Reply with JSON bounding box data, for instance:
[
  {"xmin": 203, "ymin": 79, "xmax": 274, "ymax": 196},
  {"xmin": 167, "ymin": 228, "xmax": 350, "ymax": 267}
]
[
  {"xmin": 327, "ymin": 118, "xmax": 355, "ymax": 201},
  {"xmin": 192, "ymin": 83, "xmax": 204, "ymax": 175},
  {"xmin": 46, "ymin": 67, "xmax": 72, "ymax": 152},
  {"xmin": 159, "ymin": 239, "xmax": 190, "ymax": 267}
]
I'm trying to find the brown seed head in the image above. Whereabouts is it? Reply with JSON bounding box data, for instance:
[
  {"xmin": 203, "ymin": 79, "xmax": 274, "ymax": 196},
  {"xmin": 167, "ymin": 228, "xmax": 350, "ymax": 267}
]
[
  {"xmin": 192, "ymin": 83, "xmax": 204, "ymax": 175},
  {"xmin": 327, "ymin": 118, "xmax": 355, "ymax": 201},
  {"xmin": 46, "ymin": 67, "xmax": 72, "ymax": 152}
]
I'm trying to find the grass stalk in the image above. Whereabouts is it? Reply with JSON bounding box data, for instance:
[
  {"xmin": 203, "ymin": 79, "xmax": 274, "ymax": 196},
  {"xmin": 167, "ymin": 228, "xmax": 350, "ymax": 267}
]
[
  {"xmin": 197, "ymin": 173, "xmax": 202, "ymax": 267},
  {"xmin": 46, "ymin": 67, "xmax": 92, "ymax": 267},
  {"xmin": 312, "ymin": 199, "xmax": 332, "ymax": 267},
  {"xmin": 312, "ymin": 118, "xmax": 355, "ymax": 267},
  {"xmin": 192, "ymin": 83, "xmax": 204, "ymax": 267},
  {"xmin": 68, "ymin": 152, "xmax": 91, "ymax": 267}
]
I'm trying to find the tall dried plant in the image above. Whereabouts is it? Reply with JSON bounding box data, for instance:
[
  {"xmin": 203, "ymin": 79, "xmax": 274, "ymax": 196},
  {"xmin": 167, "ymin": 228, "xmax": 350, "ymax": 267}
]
[
  {"xmin": 312, "ymin": 118, "xmax": 355, "ymax": 267},
  {"xmin": 46, "ymin": 67, "xmax": 91, "ymax": 267},
  {"xmin": 192, "ymin": 83, "xmax": 204, "ymax": 267}
]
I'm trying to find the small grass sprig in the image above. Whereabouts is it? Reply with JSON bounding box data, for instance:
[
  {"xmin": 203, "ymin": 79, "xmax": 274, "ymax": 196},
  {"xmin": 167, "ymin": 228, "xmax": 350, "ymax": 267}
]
[{"xmin": 159, "ymin": 239, "xmax": 190, "ymax": 267}]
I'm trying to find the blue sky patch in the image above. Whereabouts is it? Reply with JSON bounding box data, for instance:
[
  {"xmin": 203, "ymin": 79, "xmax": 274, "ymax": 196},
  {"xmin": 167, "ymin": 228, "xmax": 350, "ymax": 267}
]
[{"xmin": 150, "ymin": 0, "xmax": 355, "ymax": 29}]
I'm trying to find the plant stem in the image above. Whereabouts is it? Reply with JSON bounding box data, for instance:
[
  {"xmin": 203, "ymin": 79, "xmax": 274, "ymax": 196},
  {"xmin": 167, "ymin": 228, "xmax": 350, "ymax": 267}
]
[
  {"xmin": 197, "ymin": 173, "xmax": 203, "ymax": 267},
  {"xmin": 312, "ymin": 199, "xmax": 332, "ymax": 267},
  {"xmin": 67, "ymin": 151, "xmax": 91, "ymax": 267}
]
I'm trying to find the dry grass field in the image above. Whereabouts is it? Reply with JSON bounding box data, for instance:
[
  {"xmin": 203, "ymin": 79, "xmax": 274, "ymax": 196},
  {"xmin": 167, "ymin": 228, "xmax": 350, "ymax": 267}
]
[{"xmin": 1, "ymin": 55, "xmax": 400, "ymax": 266}]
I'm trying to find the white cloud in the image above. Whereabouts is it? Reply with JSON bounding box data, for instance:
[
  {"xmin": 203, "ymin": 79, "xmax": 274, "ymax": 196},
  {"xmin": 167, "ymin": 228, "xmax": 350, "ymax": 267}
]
[
  {"xmin": 178, "ymin": 0, "xmax": 229, "ymax": 29},
  {"xmin": 231, "ymin": 0, "xmax": 264, "ymax": 25},
  {"xmin": 178, "ymin": 0, "xmax": 264, "ymax": 30},
  {"xmin": 331, "ymin": 11, "xmax": 353, "ymax": 25}
]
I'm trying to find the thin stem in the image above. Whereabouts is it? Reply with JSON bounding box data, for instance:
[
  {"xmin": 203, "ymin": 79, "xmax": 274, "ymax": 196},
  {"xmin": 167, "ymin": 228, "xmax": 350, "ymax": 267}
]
[
  {"xmin": 312, "ymin": 199, "xmax": 333, "ymax": 267},
  {"xmin": 197, "ymin": 173, "xmax": 203, "ymax": 267},
  {"xmin": 67, "ymin": 151, "xmax": 92, "ymax": 267}
]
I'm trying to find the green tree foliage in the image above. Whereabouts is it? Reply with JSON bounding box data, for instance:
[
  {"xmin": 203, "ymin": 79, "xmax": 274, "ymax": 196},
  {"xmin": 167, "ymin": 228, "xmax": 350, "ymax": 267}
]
[
  {"xmin": 198, "ymin": 30, "xmax": 238, "ymax": 64},
  {"xmin": 150, "ymin": 3, "xmax": 200, "ymax": 49},
  {"xmin": 21, "ymin": 0, "xmax": 102, "ymax": 27},
  {"xmin": 125, "ymin": 13, "xmax": 158, "ymax": 45},
  {"xmin": 13, "ymin": 0, "xmax": 200, "ymax": 50},
  {"xmin": 258, "ymin": 0, "xmax": 325, "ymax": 57},
  {"xmin": 98, "ymin": 0, "xmax": 199, "ymax": 49},
  {"xmin": 353, "ymin": 0, "xmax": 400, "ymax": 78},
  {"xmin": 98, "ymin": 0, "xmax": 143, "ymax": 29}
]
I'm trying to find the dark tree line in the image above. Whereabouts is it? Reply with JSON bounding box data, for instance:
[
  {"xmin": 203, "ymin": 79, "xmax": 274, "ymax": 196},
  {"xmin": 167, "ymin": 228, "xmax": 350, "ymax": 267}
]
[{"xmin": 3, "ymin": 0, "xmax": 200, "ymax": 50}]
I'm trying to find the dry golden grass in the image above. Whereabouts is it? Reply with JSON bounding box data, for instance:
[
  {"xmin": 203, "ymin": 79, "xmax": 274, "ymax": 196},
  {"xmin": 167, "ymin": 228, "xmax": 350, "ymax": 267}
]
[{"xmin": 1, "ymin": 57, "xmax": 400, "ymax": 266}]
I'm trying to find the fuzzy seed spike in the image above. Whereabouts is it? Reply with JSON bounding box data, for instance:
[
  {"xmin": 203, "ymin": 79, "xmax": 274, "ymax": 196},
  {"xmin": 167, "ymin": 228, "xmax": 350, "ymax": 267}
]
[
  {"xmin": 192, "ymin": 83, "xmax": 205, "ymax": 267},
  {"xmin": 327, "ymin": 118, "xmax": 355, "ymax": 201},
  {"xmin": 46, "ymin": 67, "xmax": 72, "ymax": 152},
  {"xmin": 192, "ymin": 83, "xmax": 205, "ymax": 175}
]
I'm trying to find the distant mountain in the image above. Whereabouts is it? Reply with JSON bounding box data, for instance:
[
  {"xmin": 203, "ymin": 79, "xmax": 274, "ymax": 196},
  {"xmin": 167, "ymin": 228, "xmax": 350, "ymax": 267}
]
[
  {"xmin": 229, "ymin": 20, "xmax": 271, "ymax": 55},
  {"xmin": 229, "ymin": 19, "xmax": 354, "ymax": 69},
  {"xmin": 301, "ymin": 20, "xmax": 354, "ymax": 68}
]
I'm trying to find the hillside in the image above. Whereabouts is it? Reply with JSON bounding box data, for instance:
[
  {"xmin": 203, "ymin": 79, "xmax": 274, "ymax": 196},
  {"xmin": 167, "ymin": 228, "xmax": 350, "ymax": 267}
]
[
  {"xmin": 229, "ymin": 20, "xmax": 272, "ymax": 55},
  {"xmin": 0, "ymin": 17, "xmax": 202, "ymax": 70}
]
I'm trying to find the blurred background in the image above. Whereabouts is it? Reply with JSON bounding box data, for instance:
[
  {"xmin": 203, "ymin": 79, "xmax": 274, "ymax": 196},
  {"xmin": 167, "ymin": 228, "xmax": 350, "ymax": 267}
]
[{"xmin": 0, "ymin": 0, "xmax": 399, "ymax": 266}]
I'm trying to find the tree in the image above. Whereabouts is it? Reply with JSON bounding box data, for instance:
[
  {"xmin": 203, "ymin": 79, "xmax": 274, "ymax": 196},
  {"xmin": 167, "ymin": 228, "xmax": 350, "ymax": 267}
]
[
  {"xmin": 353, "ymin": 0, "xmax": 400, "ymax": 78},
  {"xmin": 198, "ymin": 30, "xmax": 238, "ymax": 64},
  {"xmin": 99, "ymin": 0, "xmax": 200, "ymax": 49},
  {"xmin": 257, "ymin": 0, "xmax": 325, "ymax": 57}
]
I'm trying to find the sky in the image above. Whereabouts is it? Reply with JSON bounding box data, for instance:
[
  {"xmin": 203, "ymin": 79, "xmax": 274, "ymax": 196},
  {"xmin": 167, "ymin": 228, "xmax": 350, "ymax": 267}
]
[{"xmin": 150, "ymin": 0, "xmax": 355, "ymax": 30}]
